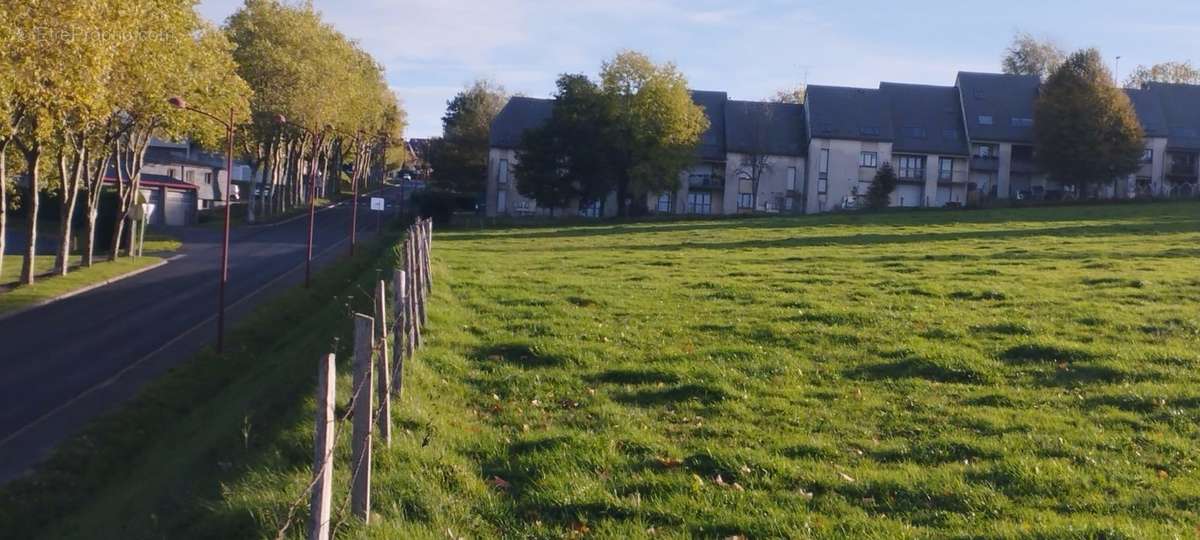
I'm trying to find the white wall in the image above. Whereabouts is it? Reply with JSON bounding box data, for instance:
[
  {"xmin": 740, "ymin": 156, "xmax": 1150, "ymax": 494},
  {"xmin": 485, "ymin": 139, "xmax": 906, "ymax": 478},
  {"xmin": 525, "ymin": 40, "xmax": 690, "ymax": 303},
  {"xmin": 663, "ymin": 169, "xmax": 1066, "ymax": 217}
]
[{"xmin": 806, "ymin": 138, "xmax": 893, "ymax": 213}]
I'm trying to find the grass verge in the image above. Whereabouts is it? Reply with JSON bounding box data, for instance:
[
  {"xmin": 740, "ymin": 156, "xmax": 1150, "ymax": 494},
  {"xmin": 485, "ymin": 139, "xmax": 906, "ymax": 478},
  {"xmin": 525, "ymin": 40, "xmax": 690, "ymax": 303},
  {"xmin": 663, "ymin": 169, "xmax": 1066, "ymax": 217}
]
[
  {"xmin": 0, "ymin": 233, "xmax": 182, "ymax": 314},
  {"xmin": 0, "ymin": 224, "xmax": 403, "ymax": 539}
]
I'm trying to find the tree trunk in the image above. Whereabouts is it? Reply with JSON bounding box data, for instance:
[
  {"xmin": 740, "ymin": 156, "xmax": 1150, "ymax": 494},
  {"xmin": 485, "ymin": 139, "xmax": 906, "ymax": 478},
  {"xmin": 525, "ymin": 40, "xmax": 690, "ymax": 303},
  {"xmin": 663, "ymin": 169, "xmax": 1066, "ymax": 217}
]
[
  {"xmin": 55, "ymin": 150, "xmax": 81, "ymax": 276},
  {"xmin": 20, "ymin": 145, "xmax": 40, "ymax": 285},
  {"xmin": 82, "ymin": 153, "xmax": 111, "ymax": 268}
]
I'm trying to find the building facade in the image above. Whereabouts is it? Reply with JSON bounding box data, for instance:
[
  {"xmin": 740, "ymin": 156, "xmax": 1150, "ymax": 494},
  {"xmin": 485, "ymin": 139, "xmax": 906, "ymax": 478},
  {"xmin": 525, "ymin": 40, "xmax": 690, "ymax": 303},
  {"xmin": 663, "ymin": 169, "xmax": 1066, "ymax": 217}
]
[{"xmin": 487, "ymin": 71, "xmax": 1200, "ymax": 217}]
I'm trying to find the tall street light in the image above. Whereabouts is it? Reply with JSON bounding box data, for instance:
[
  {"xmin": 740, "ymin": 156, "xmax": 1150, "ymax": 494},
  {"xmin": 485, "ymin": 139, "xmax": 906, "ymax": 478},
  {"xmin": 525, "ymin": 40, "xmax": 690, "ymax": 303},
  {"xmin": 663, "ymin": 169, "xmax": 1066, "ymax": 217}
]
[
  {"xmin": 295, "ymin": 123, "xmax": 332, "ymax": 288},
  {"xmin": 169, "ymin": 97, "xmax": 284, "ymax": 353}
]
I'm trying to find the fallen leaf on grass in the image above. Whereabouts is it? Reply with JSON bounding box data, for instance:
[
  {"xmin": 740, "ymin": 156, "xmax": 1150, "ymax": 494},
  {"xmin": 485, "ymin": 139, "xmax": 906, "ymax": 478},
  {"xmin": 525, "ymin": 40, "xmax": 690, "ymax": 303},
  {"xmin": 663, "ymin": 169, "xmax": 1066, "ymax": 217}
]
[
  {"xmin": 488, "ymin": 476, "xmax": 511, "ymax": 490},
  {"xmin": 657, "ymin": 457, "xmax": 683, "ymax": 468}
]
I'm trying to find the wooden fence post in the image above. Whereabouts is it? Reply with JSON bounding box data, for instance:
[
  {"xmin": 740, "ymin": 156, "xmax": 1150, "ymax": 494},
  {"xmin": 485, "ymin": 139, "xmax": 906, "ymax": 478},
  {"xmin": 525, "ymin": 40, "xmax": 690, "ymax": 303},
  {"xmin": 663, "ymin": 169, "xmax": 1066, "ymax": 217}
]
[
  {"xmin": 414, "ymin": 225, "xmax": 428, "ymax": 327},
  {"xmin": 424, "ymin": 219, "xmax": 432, "ymax": 293},
  {"xmin": 407, "ymin": 237, "xmax": 422, "ymax": 349},
  {"xmin": 308, "ymin": 353, "xmax": 336, "ymax": 540},
  {"xmin": 392, "ymin": 269, "xmax": 407, "ymax": 397},
  {"xmin": 351, "ymin": 314, "xmax": 374, "ymax": 522},
  {"xmin": 374, "ymin": 280, "xmax": 391, "ymax": 447}
]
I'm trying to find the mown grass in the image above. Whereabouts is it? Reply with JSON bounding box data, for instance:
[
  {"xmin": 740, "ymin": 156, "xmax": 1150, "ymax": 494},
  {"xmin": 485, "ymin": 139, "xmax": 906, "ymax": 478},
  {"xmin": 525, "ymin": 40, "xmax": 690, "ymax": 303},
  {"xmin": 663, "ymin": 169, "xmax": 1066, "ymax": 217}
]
[
  {"xmin": 5, "ymin": 202, "xmax": 1200, "ymax": 539},
  {"xmin": 0, "ymin": 233, "xmax": 182, "ymax": 314}
]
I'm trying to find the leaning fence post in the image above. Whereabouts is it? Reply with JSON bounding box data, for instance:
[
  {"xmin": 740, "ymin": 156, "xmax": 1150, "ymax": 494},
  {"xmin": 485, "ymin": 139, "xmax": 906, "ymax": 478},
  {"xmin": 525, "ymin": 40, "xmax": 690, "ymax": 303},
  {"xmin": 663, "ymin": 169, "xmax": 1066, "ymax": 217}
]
[
  {"xmin": 374, "ymin": 280, "xmax": 391, "ymax": 447},
  {"xmin": 308, "ymin": 353, "xmax": 336, "ymax": 540},
  {"xmin": 407, "ymin": 237, "xmax": 422, "ymax": 349},
  {"xmin": 351, "ymin": 314, "xmax": 374, "ymax": 522},
  {"xmin": 414, "ymin": 226, "xmax": 428, "ymax": 328},
  {"xmin": 392, "ymin": 269, "xmax": 407, "ymax": 397}
]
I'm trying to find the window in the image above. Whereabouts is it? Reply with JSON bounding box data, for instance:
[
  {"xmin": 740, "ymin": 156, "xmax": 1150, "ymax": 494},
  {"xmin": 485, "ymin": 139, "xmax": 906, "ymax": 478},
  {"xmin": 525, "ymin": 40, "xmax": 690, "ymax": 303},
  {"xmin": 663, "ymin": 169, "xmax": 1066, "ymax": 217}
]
[
  {"xmin": 896, "ymin": 155, "xmax": 926, "ymax": 180},
  {"xmin": 860, "ymin": 151, "xmax": 878, "ymax": 168},
  {"xmin": 1142, "ymin": 148, "xmax": 1154, "ymax": 163},
  {"xmin": 978, "ymin": 115, "xmax": 994, "ymax": 126},
  {"xmin": 167, "ymin": 168, "xmax": 177, "ymax": 179},
  {"xmin": 1171, "ymin": 127, "xmax": 1200, "ymax": 138},
  {"xmin": 656, "ymin": 193, "xmax": 672, "ymax": 213},
  {"xmin": 498, "ymin": 159, "xmax": 509, "ymax": 185},
  {"xmin": 859, "ymin": 126, "xmax": 881, "ymax": 137},
  {"xmin": 976, "ymin": 145, "xmax": 993, "ymax": 158},
  {"xmin": 185, "ymin": 170, "xmax": 195, "ymax": 183},
  {"xmin": 496, "ymin": 190, "xmax": 507, "ymax": 212},
  {"xmin": 902, "ymin": 126, "xmax": 927, "ymax": 139},
  {"xmin": 687, "ymin": 192, "xmax": 712, "ymax": 214},
  {"xmin": 939, "ymin": 157, "xmax": 954, "ymax": 181},
  {"xmin": 819, "ymin": 149, "xmax": 829, "ymax": 178},
  {"xmin": 786, "ymin": 167, "xmax": 797, "ymax": 190},
  {"xmin": 738, "ymin": 192, "xmax": 754, "ymax": 209},
  {"xmin": 204, "ymin": 172, "xmax": 213, "ymax": 185},
  {"xmin": 1010, "ymin": 117, "xmax": 1034, "ymax": 127},
  {"xmin": 579, "ymin": 200, "xmax": 602, "ymax": 218},
  {"xmin": 817, "ymin": 178, "xmax": 828, "ymax": 194},
  {"xmin": 943, "ymin": 128, "xmax": 961, "ymax": 140},
  {"xmin": 784, "ymin": 198, "xmax": 794, "ymax": 211}
]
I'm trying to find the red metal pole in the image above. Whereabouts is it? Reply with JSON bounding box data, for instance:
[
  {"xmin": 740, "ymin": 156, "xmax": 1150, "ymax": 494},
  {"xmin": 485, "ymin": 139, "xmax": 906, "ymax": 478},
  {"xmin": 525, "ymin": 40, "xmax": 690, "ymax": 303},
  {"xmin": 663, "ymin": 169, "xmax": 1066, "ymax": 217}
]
[
  {"xmin": 304, "ymin": 133, "xmax": 320, "ymax": 288},
  {"xmin": 218, "ymin": 108, "xmax": 234, "ymax": 353},
  {"xmin": 350, "ymin": 140, "xmax": 359, "ymax": 256}
]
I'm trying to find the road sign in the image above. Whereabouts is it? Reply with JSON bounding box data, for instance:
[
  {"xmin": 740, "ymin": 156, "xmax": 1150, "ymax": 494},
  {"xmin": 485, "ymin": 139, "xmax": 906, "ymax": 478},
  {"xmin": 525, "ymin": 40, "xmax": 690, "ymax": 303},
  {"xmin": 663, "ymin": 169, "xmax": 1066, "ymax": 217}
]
[{"xmin": 370, "ymin": 197, "xmax": 385, "ymax": 211}]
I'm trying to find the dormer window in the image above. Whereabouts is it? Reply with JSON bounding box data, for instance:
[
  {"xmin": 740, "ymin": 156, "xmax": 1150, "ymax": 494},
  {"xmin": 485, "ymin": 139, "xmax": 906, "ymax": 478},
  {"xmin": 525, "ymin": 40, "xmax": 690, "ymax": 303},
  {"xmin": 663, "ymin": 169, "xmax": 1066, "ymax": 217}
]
[
  {"xmin": 860, "ymin": 126, "xmax": 881, "ymax": 136},
  {"xmin": 978, "ymin": 115, "xmax": 994, "ymax": 126},
  {"xmin": 1010, "ymin": 117, "xmax": 1034, "ymax": 127}
]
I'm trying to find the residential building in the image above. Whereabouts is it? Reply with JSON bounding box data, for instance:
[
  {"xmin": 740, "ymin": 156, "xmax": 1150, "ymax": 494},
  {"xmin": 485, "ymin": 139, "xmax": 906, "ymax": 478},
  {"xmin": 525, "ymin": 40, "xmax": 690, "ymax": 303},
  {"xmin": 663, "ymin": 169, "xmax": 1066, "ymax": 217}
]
[
  {"xmin": 103, "ymin": 172, "xmax": 198, "ymax": 226},
  {"xmin": 803, "ymin": 85, "xmax": 894, "ymax": 213},
  {"xmin": 720, "ymin": 100, "xmax": 807, "ymax": 214},
  {"xmin": 1138, "ymin": 82, "xmax": 1200, "ymax": 197},
  {"xmin": 1124, "ymin": 87, "xmax": 1169, "ymax": 197},
  {"xmin": 880, "ymin": 82, "xmax": 970, "ymax": 207},
  {"xmin": 485, "ymin": 70, "xmax": 1200, "ymax": 219},
  {"xmin": 142, "ymin": 143, "xmax": 235, "ymax": 209},
  {"xmin": 955, "ymin": 72, "xmax": 1046, "ymax": 201}
]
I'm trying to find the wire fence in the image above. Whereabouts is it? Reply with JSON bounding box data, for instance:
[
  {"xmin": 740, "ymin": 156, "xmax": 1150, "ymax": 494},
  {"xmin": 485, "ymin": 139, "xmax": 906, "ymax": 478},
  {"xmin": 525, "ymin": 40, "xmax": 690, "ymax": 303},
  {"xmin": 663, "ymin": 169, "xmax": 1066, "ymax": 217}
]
[{"xmin": 271, "ymin": 217, "xmax": 434, "ymax": 540}]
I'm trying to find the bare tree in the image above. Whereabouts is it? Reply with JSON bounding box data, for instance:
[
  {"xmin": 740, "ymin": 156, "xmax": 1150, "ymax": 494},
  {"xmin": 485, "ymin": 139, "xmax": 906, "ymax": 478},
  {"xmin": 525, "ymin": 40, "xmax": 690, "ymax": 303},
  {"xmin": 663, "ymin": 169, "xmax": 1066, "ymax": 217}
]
[
  {"xmin": 1002, "ymin": 31, "xmax": 1066, "ymax": 79},
  {"xmin": 733, "ymin": 102, "xmax": 774, "ymax": 212},
  {"xmin": 1124, "ymin": 61, "xmax": 1200, "ymax": 88}
]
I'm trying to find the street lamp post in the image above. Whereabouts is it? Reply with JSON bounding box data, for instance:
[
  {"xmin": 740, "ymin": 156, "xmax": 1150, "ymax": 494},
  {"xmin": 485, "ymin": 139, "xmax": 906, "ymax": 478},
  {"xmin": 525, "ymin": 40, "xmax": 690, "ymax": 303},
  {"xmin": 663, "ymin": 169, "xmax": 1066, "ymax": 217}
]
[
  {"xmin": 168, "ymin": 97, "xmax": 234, "ymax": 353},
  {"xmin": 300, "ymin": 124, "xmax": 331, "ymax": 288},
  {"xmin": 169, "ymin": 97, "xmax": 284, "ymax": 353}
]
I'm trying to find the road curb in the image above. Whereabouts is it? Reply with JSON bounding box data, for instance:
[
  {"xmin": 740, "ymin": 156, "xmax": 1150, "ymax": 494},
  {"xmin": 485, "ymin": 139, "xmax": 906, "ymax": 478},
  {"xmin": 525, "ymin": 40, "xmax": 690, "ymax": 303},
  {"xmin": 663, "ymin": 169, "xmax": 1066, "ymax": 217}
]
[{"xmin": 0, "ymin": 258, "xmax": 173, "ymax": 323}]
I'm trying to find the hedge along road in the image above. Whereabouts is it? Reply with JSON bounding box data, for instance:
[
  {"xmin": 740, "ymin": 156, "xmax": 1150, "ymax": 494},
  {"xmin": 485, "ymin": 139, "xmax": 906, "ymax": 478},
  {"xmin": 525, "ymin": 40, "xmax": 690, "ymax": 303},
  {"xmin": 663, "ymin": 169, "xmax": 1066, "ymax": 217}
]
[{"xmin": 0, "ymin": 186, "xmax": 402, "ymax": 483}]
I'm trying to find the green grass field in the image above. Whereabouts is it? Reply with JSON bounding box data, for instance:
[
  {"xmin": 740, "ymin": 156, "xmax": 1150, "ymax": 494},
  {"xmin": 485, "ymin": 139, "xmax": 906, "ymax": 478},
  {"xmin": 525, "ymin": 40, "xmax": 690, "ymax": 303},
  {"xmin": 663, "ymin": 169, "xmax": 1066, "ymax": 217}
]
[{"xmin": 4, "ymin": 202, "xmax": 1199, "ymax": 539}]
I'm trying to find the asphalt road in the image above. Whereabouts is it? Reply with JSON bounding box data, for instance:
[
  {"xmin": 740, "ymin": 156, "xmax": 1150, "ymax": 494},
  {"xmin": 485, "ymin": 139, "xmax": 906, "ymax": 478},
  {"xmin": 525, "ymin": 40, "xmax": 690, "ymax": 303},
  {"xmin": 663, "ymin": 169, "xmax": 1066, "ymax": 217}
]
[{"xmin": 0, "ymin": 187, "xmax": 401, "ymax": 483}]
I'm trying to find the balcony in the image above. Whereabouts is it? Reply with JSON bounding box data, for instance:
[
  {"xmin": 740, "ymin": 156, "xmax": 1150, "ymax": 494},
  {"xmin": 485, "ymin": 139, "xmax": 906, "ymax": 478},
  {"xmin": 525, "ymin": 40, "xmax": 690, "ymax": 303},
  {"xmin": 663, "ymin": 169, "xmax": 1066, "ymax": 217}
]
[
  {"xmin": 970, "ymin": 155, "xmax": 1000, "ymax": 172},
  {"xmin": 1011, "ymin": 159, "xmax": 1037, "ymax": 175},
  {"xmin": 1168, "ymin": 163, "xmax": 1199, "ymax": 179},
  {"xmin": 897, "ymin": 169, "xmax": 925, "ymax": 182},
  {"xmin": 688, "ymin": 174, "xmax": 725, "ymax": 191},
  {"xmin": 937, "ymin": 170, "xmax": 969, "ymax": 184}
]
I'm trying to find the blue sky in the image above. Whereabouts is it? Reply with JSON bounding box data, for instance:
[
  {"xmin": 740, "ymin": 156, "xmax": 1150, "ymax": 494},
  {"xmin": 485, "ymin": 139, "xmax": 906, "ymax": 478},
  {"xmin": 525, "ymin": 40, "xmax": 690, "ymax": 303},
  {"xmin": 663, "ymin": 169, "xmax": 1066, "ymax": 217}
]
[{"xmin": 197, "ymin": 0, "xmax": 1200, "ymax": 138}]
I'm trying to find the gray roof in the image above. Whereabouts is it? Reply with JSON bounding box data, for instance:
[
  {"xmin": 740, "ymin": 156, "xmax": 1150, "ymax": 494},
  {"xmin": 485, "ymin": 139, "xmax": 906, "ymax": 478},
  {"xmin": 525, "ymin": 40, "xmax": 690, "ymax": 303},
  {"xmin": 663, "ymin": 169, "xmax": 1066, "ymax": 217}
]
[
  {"xmin": 1124, "ymin": 88, "xmax": 1168, "ymax": 138},
  {"xmin": 723, "ymin": 100, "xmax": 806, "ymax": 156},
  {"xmin": 1142, "ymin": 82, "xmax": 1200, "ymax": 150},
  {"xmin": 955, "ymin": 72, "xmax": 1041, "ymax": 144},
  {"xmin": 805, "ymin": 85, "xmax": 893, "ymax": 142},
  {"xmin": 488, "ymin": 97, "xmax": 554, "ymax": 149},
  {"xmin": 690, "ymin": 90, "xmax": 728, "ymax": 161},
  {"xmin": 880, "ymin": 82, "xmax": 969, "ymax": 156}
]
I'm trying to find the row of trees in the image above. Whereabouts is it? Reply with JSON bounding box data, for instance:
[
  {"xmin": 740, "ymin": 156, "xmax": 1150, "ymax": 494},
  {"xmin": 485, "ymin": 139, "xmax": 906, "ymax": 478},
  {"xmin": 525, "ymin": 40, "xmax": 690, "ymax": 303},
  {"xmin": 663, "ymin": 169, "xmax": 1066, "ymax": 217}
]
[
  {"xmin": 1003, "ymin": 31, "xmax": 1200, "ymax": 88},
  {"xmin": 0, "ymin": 0, "xmax": 404, "ymax": 286},
  {"xmin": 227, "ymin": 0, "xmax": 405, "ymax": 225}
]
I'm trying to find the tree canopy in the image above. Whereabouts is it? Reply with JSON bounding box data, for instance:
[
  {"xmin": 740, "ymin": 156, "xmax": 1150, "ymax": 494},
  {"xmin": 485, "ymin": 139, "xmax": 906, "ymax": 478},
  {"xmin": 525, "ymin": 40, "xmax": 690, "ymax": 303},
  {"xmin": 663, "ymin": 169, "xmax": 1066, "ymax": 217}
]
[
  {"xmin": 1034, "ymin": 49, "xmax": 1144, "ymax": 194},
  {"xmin": 1124, "ymin": 61, "xmax": 1200, "ymax": 88},
  {"xmin": 427, "ymin": 80, "xmax": 507, "ymax": 194},
  {"xmin": 1002, "ymin": 32, "xmax": 1066, "ymax": 79},
  {"xmin": 513, "ymin": 51, "xmax": 708, "ymax": 217}
]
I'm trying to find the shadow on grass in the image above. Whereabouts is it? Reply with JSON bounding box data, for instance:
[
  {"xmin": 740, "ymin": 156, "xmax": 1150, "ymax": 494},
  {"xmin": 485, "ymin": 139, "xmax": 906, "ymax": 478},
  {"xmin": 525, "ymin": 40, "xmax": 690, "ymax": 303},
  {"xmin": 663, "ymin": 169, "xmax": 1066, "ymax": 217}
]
[
  {"xmin": 588, "ymin": 367, "xmax": 680, "ymax": 386},
  {"xmin": 845, "ymin": 357, "xmax": 994, "ymax": 384},
  {"xmin": 613, "ymin": 382, "xmax": 730, "ymax": 407},
  {"xmin": 475, "ymin": 342, "xmax": 568, "ymax": 368}
]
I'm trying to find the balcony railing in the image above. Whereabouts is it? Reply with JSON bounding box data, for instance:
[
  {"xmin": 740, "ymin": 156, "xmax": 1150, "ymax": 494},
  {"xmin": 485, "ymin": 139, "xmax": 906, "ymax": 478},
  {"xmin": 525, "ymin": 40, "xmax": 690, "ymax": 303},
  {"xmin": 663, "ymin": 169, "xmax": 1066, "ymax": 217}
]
[
  {"xmin": 1169, "ymin": 164, "xmax": 1199, "ymax": 177},
  {"xmin": 970, "ymin": 155, "xmax": 1000, "ymax": 172},
  {"xmin": 1011, "ymin": 159, "xmax": 1037, "ymax": 175},
  {"xmin": 937, "ymin": 170, "xmax": 968, "ymax": 183},
  {"xmin": 898, "ymin": 169, "xmax": 925, "ymax": 181},
  {"xmin": 688, "ymin": 175, "xmax": 725, "ymax": 190}
]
